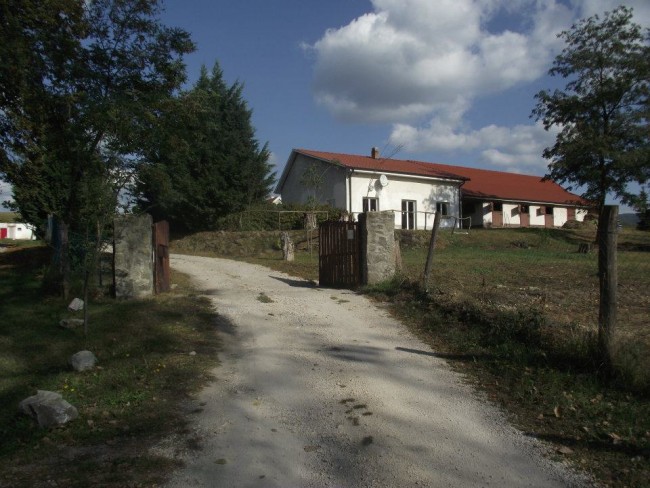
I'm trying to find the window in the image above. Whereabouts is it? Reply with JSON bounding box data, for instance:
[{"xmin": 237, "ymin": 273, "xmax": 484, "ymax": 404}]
[
  {"xmin": 545, "ymin": 206, "xmax": 554, "ymax": 215},
  {"xmin": 401, "ymin": 200, "xmax": 416, "ymax": 229},
  {"xmin": 436, "ymin": 202, "xmax": 449, "ymax": 216},
  {"xmin": 520, "ymin": 204, "xmax": 529, "ymax": 214},
  {"xmin": 362, "ymin": 197, "xmax": 378, "ymax": 212},
  {"xmin": 493, "ymin": 202, "xmax": 503, "ymax": 212}
]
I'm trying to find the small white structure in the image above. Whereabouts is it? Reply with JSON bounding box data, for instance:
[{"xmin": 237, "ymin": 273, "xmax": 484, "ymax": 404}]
[
  {"xmin": 0, "ymin": 222, "xmax": 36, "ymax": 240},
  {"xmin": 277, "ymin": 148, "xmax": 590, "ymax": 229}
]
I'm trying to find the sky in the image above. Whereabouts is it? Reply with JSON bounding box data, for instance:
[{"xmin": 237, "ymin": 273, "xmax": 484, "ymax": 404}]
[
  {"xmin": 161, "ymin": 0, "xmax": 649, "ymax": 209},
  {"xmin": 1, "ymin": 0, "xmax": 649, "ymax": 211}
]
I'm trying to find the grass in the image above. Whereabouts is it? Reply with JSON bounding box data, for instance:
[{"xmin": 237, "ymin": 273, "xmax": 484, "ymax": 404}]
[
  {"xmin": 380, "ymin": 229, "xmax": 650, "ymax": 487},
  {"xmin": 170, "ymin": 225, "xmax": 650, "ymax": 487},
  {"xmin": 19, "ymin": 226, "xmax": 648, "ymax": 484},
  {"xmin": 0, "ymin": 245, "xmax": 221, "ymax": 487},
  {"xmin": 0, "ymin": 212, "xmax": 20, "ymax": 223},
  {"xmin": 257, "ymin": 292, "xmax": 274, "ymax": 303}
]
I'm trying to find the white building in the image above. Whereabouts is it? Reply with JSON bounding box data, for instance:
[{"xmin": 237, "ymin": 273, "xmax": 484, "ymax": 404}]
[
  {"xmin": 277, "ymin": 148, "xmax": 466, "ymax": 230},
  {"xmin": 0, "ymin": 222, "xmax": 36, "ymax": 240},
  {"xmin": 276, "ymin": 148, "xmax": 590, "ymax": 229}
]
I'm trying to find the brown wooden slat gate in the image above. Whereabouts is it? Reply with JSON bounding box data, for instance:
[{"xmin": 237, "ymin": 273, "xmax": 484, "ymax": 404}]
[
  {"xmin": 319, "ymin": 221, "xmax": 361, "ymax": 288},
  {"xmin": 153, "ymin": 220, "xmax": 170, "ymax": 293}
]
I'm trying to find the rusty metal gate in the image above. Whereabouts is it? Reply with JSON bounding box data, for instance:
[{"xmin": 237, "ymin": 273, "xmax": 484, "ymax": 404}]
[
  {"xmin": 153, "ymin": 220, "xmax": 170, "ymax": 293},
  {"xmin": 319, "ymin": 221, "xmax": 361, "ymax": 288}
]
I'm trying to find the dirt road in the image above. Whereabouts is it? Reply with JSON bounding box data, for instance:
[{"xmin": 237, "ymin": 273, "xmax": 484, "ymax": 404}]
[{"xmin": 163, "ymin": 254, "xmax": 587, "ymax": 487}]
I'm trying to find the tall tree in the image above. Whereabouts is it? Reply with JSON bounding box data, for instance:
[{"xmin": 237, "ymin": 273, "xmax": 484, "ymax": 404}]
[
  {"xmin": 136, "ymin": 63, "xmax": 275, "ymax": 232},
  {"xmin": 1, "ymin": 0, "xmax": 193, "ymax": 228},
  {"xmin": 0, "ymin": 0, "xmax": 194, "ymax": 295},
  {"xmin": 533, "ymin": 6, "xmax": 650, "ymax": 215}
]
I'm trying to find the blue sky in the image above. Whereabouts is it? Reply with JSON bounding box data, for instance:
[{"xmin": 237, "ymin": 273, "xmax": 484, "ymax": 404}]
[
  {"xmin": 1, "ymin": 0, "xmax": 648, "ymax": 210},
  {"xmin": 159, "ymin": 0, "xmax": 649, "ymax": 211}
]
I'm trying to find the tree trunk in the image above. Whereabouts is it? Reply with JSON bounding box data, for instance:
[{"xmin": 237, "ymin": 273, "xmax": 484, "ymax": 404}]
[
  {"xmin": 59, "ymin": 222, "xmax": 70, "ymax": 300},
  {"xmin": 597, "ymin": 205, "xmax": 618, "ymax": 365},
  {"xmin": 422, "ymin": 210, "xmax": 442, "ymax": 292}
]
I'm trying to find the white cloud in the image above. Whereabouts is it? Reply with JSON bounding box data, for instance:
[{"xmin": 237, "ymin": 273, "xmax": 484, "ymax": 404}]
[
  {"xmin": 390, "ymin": 109, "xmax": 559, "ymax": 173},
  {"xmin": 308, "ymin": 0, "xmax": 649, "ymax": 173},
  {"xmin": 572, "ymin": 0, "xmax": 650, "ymax": 26},
  {"xmin": 309, "ymin": 0, "xmax": 572, "ymax": 123}
]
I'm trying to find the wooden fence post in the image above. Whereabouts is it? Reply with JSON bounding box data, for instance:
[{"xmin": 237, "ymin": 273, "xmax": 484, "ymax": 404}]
[
  {"xmin": 598, "ymin": 205, "xmax": 618, "ymax": 364},
  {"xmin": 423, "ymin": 210, "xmax": 442, "ymax": 292}
]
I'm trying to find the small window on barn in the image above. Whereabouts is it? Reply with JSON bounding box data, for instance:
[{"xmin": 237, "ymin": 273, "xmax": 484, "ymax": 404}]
[
  {"xmin": 436, "ymin": 202, "xmax": 449, "ymax": 216},
  {"xmin": 363, "ymin": 197, "xmax": 378, "ymax": 212},
  {"xmin": 17, "ymin": 227, "xmax": 22, "ymax": 231},
  {"xmin": 545, "ymin": 206, "xmax": 554, "ymax": 215},
  {"xmin": 493, "ymin": 202, "xmax": 503, "ymax": 212},
  {"xmin": 520, "ymin": 205, "xmax": 529, "ymax": 214}
]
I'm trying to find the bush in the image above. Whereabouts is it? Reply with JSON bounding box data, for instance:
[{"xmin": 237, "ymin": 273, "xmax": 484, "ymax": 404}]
[{"xmin": 216, "ymin": 203, "xmax": 345, "ymax": 231}]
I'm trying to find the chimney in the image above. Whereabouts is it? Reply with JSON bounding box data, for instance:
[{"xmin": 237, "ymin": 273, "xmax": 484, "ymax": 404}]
[{"xmin": 371, "ymin": 147, "xmax": 380, "ymax": 159}]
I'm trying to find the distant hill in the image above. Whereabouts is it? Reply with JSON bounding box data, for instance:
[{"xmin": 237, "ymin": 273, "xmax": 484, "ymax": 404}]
[
  {"xmin": 619, "ymin": 213, "xmax": 640, "ymax": 227},
  {"xmin": 0, "ymin": 212, "xmax": 19, "ymax": 223}
]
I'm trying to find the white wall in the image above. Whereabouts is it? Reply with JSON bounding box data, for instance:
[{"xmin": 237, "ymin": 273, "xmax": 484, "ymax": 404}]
[
  {"xmin": 280, "ymin": 154, "xmax": 347, "ymax": 208},
  {"xmin": 482, "ymin": 203, "xmax": 492, "ymax": 226},
  {"xmin": 576, "ymin": 209, "xmax": 587, "ymax": 222},
  {"xmin": 553, "ymin": 207, "xmax": 568, "ymax": 227},
  {"xmin": 349, "ymin": 172, "xmax": 460, "ymax": 229},
  {"xmin": 502, "ymin": 204, "xmax": 520, "ymax": 227},
  {"xmin": 2, "ymin": 223, "xmax": 35, "ymax": 240}
]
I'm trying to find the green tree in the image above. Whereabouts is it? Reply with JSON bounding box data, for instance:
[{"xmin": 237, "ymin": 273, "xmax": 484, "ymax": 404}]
[
  {"xmin": 136, "ymin": 63, "xmax": 274, "ymax": 232},
  {"xmin": 533, "ymin": 6, "xmax": 650, "ymax": 215},
  {"xmin": 0, "ymin": 0, "xmax": 194, "ymax": 297}
]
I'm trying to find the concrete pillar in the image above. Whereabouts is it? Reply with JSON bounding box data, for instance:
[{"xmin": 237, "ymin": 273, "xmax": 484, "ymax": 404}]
[
  {"xmin": 359, "ymin": 211, "xmax": 396, "ymax": 285},
  {"xmin": 114, "ymin": 214, "xmax": 153, "ymax": 298}
]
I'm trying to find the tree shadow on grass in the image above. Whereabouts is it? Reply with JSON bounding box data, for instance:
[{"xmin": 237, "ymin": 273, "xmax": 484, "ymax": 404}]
[
  {"xmin": 395, "ymin": 346, "xmax": 494, "ymax": 362},
  {"xmin": 525, "ymin": 432, "xmax": 650, "ymax": 458}
]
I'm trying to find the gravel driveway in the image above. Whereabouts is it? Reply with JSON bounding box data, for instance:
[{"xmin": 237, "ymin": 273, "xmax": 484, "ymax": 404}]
[{"xmin": 163, "ymin": 254, "xmax": 587, "ymax": 488}]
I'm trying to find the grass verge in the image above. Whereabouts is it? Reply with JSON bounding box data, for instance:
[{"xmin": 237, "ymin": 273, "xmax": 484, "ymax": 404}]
[{"xmin": 0, "ymin": 245, "xmax": 221, "ymax": 487}]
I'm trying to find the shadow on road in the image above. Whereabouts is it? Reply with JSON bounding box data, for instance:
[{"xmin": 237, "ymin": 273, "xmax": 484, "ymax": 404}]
[{"xmin": 269, "ymin": 275, "xmax": 317, "ymax": 288}]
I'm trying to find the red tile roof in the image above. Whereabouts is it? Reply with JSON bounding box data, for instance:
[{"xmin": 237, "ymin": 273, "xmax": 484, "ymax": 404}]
[
  {"xmin": 294, "ymin": 149, "xmax": 467, "ymax": 182},
  {"xmin": 293, "ymin": 149, "xmax": 588, "ymax": 206}
]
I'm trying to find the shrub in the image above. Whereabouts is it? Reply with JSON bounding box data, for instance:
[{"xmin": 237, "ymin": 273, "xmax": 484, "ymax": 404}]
[{"xmin": 216, "ymin": 203, "xmax": 344, "ymax": 231}]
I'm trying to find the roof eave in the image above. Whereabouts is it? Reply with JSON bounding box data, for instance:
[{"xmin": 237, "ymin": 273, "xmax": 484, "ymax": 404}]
[
  {"xmin": 462, "ymin": 193, "xmax": 591, "ymax": 207},
  {"xmin": 351, "ymin": 168, "xmax": 465, "ymax": 184}
]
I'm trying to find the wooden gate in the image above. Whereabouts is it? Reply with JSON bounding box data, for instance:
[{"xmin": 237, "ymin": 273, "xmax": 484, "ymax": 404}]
[
  {"xmin": 319, "ymin": 221, "xmax": 361, "ymax": 288},
  {"xmin": 153, "ymin": 220, "xmax": 170, "ymax": 293}
]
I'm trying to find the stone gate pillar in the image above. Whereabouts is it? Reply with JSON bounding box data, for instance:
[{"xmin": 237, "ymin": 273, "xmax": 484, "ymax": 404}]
[
  {"xmin": 359, "ymin": 211, "xmax": 396, "ymax": 285},
  {"xmin": 114, "ymin": 214, "xmax": 153, "ymax": 298}
]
